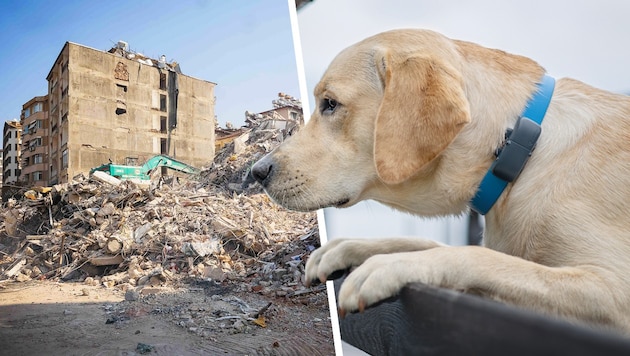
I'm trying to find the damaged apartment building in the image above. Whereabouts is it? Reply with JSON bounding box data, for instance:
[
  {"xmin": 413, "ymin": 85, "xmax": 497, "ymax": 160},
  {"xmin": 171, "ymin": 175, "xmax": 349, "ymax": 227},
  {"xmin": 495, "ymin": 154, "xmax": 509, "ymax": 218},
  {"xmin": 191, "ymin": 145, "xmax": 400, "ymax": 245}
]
[
  {"xmin": 3, "ymin": 120, "xmax": 22, "ymax": 188},
  {"xmin": 20, "ymin": 95, "xmax": 48, "ymax": 187},
  {"xmin": 35, "ymin": 40, "xmax": 217, "ymax": 185}
]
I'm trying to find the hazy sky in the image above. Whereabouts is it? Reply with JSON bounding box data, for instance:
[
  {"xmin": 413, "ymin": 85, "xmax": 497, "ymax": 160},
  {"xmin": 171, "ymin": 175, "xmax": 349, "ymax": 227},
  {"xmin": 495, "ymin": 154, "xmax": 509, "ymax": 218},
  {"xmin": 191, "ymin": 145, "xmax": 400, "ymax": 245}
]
[
  {"xmin": 298, "ymin": 0, "xmax": 630, "ymax": 106},
  {"xmin": 0, "ymin": 0, "xmax": 300, "ymax": 128}
]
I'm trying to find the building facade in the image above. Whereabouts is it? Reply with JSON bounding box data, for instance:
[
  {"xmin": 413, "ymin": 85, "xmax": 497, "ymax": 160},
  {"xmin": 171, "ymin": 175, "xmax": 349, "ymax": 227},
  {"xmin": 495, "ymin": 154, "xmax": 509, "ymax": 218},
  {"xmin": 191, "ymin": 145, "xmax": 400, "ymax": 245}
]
[
  {"xmin": 0, "ymin": 149, "xmax": 4, "ymax": 188},
  {"xmin": 244, "ymin": 93, "xmax": 303, "ymax": 130},
  {"xmin": 2, "ymin": 120, "xmax": 22, "ymax": 186},
  {"xmin": 20, "ymin": 95, "xmax": 49, "ymax": 186},
  {"xmin": 46, "ymin": 41, "xmax": 216, "ymax": 184}
]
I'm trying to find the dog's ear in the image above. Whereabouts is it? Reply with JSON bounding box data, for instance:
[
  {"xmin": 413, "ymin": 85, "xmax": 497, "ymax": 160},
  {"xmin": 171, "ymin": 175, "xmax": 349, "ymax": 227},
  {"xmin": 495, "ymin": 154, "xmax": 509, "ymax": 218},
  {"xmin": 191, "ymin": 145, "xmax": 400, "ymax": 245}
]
[{"xmin": 374, "ymin": 53, "xmax": 470, "ymax": 184}]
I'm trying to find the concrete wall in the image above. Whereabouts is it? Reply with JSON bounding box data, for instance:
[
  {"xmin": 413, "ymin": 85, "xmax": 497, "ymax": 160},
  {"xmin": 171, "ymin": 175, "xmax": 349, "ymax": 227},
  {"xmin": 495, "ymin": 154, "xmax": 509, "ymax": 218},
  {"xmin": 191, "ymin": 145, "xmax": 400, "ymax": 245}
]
[{"xmin": 50, "ymin": 42, "xmax": 215, "ymax": 182}]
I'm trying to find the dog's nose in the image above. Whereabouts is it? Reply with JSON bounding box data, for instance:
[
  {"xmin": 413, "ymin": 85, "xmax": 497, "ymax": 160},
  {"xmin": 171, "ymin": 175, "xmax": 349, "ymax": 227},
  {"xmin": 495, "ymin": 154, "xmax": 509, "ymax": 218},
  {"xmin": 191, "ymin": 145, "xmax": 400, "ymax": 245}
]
[{"xmin": 251, "ymin": 156, "xmax": 274, "ymax": 183}]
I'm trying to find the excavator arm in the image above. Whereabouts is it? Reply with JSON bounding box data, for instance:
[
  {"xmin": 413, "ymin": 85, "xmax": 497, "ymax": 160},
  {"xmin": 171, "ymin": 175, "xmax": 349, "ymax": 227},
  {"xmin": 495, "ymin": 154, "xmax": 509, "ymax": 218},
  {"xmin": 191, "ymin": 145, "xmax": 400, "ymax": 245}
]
[
  {"xmin": 90, "ymin": 155, "xmax": 199, "ymax": 180},
  {"xmin": 141, "ymin": 155, "xmax": 200, "ymax": 176}
]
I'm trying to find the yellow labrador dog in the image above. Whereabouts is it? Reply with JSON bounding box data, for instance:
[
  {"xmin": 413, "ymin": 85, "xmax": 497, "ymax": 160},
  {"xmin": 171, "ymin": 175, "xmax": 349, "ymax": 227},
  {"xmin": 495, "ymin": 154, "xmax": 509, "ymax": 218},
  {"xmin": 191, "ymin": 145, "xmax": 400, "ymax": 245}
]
[{"xmin": 250, "ymin": 29, "xmax": 630, "ymax": 333}]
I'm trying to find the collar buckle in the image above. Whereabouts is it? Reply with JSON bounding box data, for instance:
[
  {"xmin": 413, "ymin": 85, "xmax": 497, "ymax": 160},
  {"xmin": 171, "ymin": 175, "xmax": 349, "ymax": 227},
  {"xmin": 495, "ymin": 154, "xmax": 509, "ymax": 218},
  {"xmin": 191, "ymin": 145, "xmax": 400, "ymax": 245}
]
[{"xmin": 491, "ymin": 117, "xmax": 542, "ymax": 182}]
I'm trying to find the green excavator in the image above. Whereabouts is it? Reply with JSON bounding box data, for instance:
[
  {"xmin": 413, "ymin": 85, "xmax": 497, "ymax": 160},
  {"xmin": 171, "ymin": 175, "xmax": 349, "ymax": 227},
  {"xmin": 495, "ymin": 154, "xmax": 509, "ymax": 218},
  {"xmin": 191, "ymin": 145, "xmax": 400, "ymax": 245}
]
[{"xmin": 90, "ymin": 155, "xmax": 200, "ymax": 181}]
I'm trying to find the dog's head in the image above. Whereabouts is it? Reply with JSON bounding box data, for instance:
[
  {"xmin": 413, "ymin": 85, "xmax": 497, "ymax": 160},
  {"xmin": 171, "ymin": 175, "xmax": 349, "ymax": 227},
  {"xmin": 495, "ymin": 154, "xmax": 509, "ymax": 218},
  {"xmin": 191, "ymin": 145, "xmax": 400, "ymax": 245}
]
[{"xmin": 251, "ymin": 30, "xmax": 471, "ymax": 213}]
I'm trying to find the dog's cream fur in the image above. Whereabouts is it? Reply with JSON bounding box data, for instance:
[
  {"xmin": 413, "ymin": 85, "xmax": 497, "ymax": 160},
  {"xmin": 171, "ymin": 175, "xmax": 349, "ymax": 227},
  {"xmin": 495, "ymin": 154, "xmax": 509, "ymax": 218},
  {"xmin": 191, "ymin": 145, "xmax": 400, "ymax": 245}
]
[{"xmin": 251, "ymin": 29, "xmax": 630, "ymax": 332}]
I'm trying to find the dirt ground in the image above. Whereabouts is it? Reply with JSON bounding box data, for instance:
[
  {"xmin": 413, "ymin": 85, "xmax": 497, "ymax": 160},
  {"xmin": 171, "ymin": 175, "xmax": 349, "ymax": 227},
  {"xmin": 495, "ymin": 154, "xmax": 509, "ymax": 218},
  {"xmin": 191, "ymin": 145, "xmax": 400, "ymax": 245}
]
[{"xmin": 0, "ymin": 280, "xmax": 335, "ymax": 356}]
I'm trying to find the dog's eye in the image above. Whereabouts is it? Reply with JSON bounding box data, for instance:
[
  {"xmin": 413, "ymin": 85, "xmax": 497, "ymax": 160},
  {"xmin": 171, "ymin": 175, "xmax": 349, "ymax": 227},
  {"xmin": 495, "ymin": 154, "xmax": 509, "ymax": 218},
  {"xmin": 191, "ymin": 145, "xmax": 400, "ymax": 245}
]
[{"xmin": 321, "ymin": 98, "xmax": 339, "ymax": 115}]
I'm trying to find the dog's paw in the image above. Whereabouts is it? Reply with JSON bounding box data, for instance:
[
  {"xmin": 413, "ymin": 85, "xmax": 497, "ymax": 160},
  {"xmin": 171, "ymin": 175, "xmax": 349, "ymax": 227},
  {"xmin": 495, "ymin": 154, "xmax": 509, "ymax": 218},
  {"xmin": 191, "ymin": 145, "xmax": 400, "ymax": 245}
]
[
  {"xmin": 305, "ymin": 239, "xmax": 353, "ymax": 286},
  {"xmin": 304, "ymin": 238, "xmax": 444, "ymax": 288},
  {"xmin": 336, "ymin": 251, "xmax": 438, "ymax": 315}
]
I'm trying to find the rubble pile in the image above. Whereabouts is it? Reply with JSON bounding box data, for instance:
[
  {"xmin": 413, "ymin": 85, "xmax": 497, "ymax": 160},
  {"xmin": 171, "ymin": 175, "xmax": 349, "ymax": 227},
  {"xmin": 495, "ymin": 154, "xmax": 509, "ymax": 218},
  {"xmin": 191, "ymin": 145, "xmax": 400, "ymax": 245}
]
[
  {"xmin": 206, "ymin": 122, "xmax": 291, "ymax": 192},
  {"xmin": 0, "ymin": 125, "xmax": 320, "ymax": 301}
]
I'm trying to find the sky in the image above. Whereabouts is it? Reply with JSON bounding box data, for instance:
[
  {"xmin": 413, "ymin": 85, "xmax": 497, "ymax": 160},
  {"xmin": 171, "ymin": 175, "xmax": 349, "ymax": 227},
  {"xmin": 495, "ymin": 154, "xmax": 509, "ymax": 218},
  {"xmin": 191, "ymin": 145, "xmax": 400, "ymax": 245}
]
[
  {"xmin": 298, "ymin": 0, "xmax": 630, "ymax": 103},
  {"xmin": 0, "ymin": 0, "xmax": 301, "ymax": 128}
]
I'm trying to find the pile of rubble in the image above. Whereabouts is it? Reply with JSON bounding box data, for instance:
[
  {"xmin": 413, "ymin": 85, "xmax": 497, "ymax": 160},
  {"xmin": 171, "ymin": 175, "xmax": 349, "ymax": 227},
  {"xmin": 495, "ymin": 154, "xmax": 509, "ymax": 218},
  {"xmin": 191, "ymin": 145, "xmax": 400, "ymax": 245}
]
[
  {"xmin": 0, "ymin": 124, "xmax": 320, "ymax": 301},
  {"xmin": 207, "ymin": 121, "xmax": 291, "ymax": 193}
]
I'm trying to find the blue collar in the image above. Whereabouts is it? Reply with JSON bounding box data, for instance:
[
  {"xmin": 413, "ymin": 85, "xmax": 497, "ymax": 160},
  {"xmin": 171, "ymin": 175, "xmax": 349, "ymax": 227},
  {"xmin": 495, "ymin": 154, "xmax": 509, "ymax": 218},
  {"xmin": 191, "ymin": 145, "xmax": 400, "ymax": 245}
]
[{"xmin": 470, "ymin": 75, "xmax": 555, "ymax": 215}]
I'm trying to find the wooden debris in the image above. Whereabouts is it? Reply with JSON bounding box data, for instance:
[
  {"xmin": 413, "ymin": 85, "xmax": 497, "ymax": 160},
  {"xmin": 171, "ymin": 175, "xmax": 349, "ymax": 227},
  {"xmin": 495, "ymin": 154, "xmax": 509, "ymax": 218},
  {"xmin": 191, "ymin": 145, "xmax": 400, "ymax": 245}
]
[
  {"xmin": 89, "ymin": 255, "xmax": 124, "ymax": 266},
  {"xmin": 26, "ymin": 235, "xmax": 49, "ymax": 240},
  {"xmin": 252, "ymin": 302, "xmax": 273, "ymax": 319},
  {"xmin": 105, "ymin": 238, "xmax": 123, "ymax": 255},
  {"xmin": 4, "ymin": 258, "xmax": 27, "ymax": 278}
]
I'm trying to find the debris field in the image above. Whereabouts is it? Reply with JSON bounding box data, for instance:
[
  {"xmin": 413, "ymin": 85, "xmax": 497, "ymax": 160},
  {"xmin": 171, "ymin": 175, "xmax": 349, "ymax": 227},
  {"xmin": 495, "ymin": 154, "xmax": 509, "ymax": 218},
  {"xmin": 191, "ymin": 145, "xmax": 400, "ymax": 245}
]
[{"xmin": 0, "ymin": 123, "xmax": 334, "ymax": 355}]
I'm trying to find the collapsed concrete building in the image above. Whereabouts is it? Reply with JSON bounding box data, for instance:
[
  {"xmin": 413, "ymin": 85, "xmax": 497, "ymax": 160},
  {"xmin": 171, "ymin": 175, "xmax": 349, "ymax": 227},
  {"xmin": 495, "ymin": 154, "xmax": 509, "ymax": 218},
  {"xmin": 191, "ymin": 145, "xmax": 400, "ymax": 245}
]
[{"xmin": 45, "ymin": 41, "xmax": 217, "ymax": 184}]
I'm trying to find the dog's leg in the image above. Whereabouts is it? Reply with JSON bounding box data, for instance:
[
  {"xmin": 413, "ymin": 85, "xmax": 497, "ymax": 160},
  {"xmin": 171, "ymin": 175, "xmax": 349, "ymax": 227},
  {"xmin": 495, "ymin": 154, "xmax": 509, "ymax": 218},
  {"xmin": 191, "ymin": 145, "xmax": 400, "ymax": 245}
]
[
  {"xmin": 335, "ymin": 245, "xmax": 625, "ymax": 329},
  {"xmin": 305, "ymin": 238, "xmax": 443, "ymax": 286}
]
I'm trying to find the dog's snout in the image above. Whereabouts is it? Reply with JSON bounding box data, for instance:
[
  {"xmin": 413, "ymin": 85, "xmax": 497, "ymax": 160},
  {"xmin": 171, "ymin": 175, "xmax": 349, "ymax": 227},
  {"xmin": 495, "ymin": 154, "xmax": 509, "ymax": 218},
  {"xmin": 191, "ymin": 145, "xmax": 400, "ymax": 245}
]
[{"xmin": 251, "ymin": 156, "xmax": 274, "ymax": 184}]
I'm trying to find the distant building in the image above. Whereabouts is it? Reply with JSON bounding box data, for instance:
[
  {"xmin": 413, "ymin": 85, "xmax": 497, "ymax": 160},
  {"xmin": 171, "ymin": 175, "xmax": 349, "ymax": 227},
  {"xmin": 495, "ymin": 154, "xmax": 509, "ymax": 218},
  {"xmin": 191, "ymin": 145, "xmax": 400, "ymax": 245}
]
[
  {"xmin": 216, "ymin": 93, "xmax": 303, "ymax": 152},
  {"xmin": 45, "ymin": 41, "xmax": 216, "ymax": 184},
  {"xmin": 0, "ymin": 149, "xmax": 4, "ymax": 189},
  {"xmin": 20, "ymin": 95, "xmax": 49, "ymax": 186},
  {"xmin": 3, "ymin": 120, "xmax": 22, "ymax": 187},
  {"xmin": 244, "ymin": 92, "xmax": 303, "ymax": 131}
]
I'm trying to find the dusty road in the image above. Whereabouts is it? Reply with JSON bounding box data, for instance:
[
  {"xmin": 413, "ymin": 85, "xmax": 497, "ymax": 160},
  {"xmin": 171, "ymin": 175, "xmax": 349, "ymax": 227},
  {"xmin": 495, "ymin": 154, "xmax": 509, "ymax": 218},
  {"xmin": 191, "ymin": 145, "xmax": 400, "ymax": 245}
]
[{"xmin": 0, "ymin": 281, "xmax": 334, "ymax": 355}]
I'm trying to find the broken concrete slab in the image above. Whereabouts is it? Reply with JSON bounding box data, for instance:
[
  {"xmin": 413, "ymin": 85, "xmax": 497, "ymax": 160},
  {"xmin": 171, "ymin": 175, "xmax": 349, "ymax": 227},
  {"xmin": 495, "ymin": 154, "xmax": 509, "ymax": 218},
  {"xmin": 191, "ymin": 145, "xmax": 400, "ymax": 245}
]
[{"xmin": 91, "ymin": 170, "xmax": 122, "ymax": 186}]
